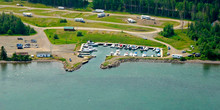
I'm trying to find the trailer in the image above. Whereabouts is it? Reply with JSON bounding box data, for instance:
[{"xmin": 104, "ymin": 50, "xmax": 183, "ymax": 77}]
[
  {"xmin": 58, "ymin": 6, "xmax": 65, "ymax": 10},
  {"xmin": 141, "ymin": 15, "xmax": 151, "ymax": 20},
  {"xmin": 97, "ymin": 13, "xmax": 105, "ymax": 18},
  {"xmin": 172, "ymin": 54, "xmax": 183, "ymax": 59},
  {"xmin": 127, "ymin": 18, "xmax": 136, "ymax": 23},
  {"xmin": 23, "ymin": 12, "xmax": 32, "ymax": 17}
]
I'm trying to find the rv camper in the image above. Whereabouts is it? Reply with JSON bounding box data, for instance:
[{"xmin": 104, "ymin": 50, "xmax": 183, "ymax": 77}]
[
  {"xmin": 93, "ymin": 9, "xmax": 104, "ymax": 13},
  {"xmin": 58, "ymin": 6, "xmax": 65, "ymax": 10},
  {"xmin": 23, "ymin": 12, "xmax": 32, "ymax": 17},
  {"xmin": 172, "ymin": 54, "xmax": 183, "ymax": 59},
  {"xmin": 141, "ymin": 15, "xmax": 151, "ymax": 20},
  {"xmin": 128, "ymin": 18, "xmax": 136, "ymax": 23},
  {"xmin": 74, "ymin": 18, "xmax": 85, "ymax": 22},
  {"xmin": 97, "ymin": 13, "xmax": 105, "ymax": 18}
]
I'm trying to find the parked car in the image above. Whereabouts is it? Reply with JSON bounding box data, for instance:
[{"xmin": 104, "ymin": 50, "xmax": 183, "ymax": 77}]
[
  {"xmin": 78, "ymin": 55, "xmax": 84, "ymax": 58},
  {"xmin": 168, "ymin": 46, "xmax": 171, "ymax": 50},
  {"xmin": 195, "ymin": 53, "xmax": 201, "ymax": 57},
  {"xmin": 187, "ymin": 54, "xmax": 193, "ymax": 57},
  {"xmin": 31, "ymin": 39, "xmax": 37, "ymax": 43},
  {"xmin": 182, "ymin": 50, "xmax": 186, "ymax": 53},
  {"xmin": 17, "ymin": 37, "xmax": 23, "ymax": 40},
  {"xmin": 167, "ymin": 52, "xmax": 170, "ymax": 56}
]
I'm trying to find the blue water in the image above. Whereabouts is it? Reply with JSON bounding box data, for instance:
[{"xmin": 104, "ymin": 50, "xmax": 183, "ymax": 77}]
[{"xmin": 0, "ymin": 47, "xmax": 220, "ymax": 110}]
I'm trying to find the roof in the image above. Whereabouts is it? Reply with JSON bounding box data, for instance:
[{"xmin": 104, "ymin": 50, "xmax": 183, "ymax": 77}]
[
  {"xmin": 36, "ymin": 51, "xmax": 51, "ymax": 54},
  {"xmin": 64, "ymin": 27, "xmax": 74, "ymax": 29}
]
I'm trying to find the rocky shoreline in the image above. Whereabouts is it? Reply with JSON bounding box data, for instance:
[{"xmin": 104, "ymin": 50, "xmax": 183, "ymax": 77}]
[{"xmin": 100, "ymin": 57, "xmax": 220, "ymax": 69}]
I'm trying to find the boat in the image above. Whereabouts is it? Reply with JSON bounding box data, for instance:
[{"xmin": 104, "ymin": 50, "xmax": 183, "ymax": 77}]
[
  {"xmin": 103, "ymin": 43, "xmax": 108, "ymax": 47},
  {"xmin": 114, "ymin": 50, "xmax": 120, "ymax": 56},
  {"xmin": 140, "ymin": 46, "xmax": 144, "ymax": 51},
  {"xmin": 153, "ymin": 48, "xmax": 156, "ymax": 51},
  {"xmin": 157, "ymin": 53, "xmax": 161, "ymax": 57},
  {"xmin": 155, "ymin": 48, "xmax": 160, "ymax": 53},
  {"xmin": 124, "ymin": 52, "xmax": 129, "ymax": 56},
  {"xmin": 88, "ymin": 46, "xmax": 97, "ymax": 52},
  {"xmin": 110, "ymin": 44, "xmax": 115, "ymax": 48},
  {"xmin": 115, "ymin": 44, "xmax": 119, "ymax": 49},
  {"xmin": 119, "ymin": 44, "xmax": 123, "ymax": 49},
  {"xmin": 142, "ymin": 52, "xmax": 147, "ymax": 57},
  {"xmin": 128, "ymin": 45, "xmax": 132, "ymax": 50},
  {"xmin": 110, "ymin": 51, "xmax": 114, "ymax": 56},
  {"xmin": 131, "ymin": 45, "xmax": 137, "ymax": 50},
  {"xmin": 129, "ymin": 52, "xmax": 133, "ymax": 56},
  {"xmin": 83, "ymin": 43, "xmax": 89, "ymax": 48},
  {"xmin": 82, "ymin": 48, "xmax": 93, "ymax": 53},
  {"xmin": 144, "ymin": 47, "xmax": 149, "ymax": 51},
  {"xmin": 87, "ymin": 41, "xmax": 98, "ymax": 47},
  {"xmin": 151, "ymin": 55, "xmax": 154, "ymax": 57},
  {"xmin": 133, "ymin": 52, "xmax": 138, "ymax": 57}
]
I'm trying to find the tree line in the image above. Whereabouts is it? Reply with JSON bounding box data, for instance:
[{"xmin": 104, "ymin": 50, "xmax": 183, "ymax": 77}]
[
  {"xmin": 0, "ymin": 46, "xmax": 32, "ymax": 61},
  {"xmin": 93, "ymin": 0, "xmax": 219, "ymax": 22},
  {"xmin": 187, "ymin": 22, "xmax": 220, "ymax": 60},
  {"xmin": 0, "ymin": 12, "xmax": 36, "ymax": 35},
  {"xmin": 27, "ymin": 0, "xmax": 88, "ymax": 8}
]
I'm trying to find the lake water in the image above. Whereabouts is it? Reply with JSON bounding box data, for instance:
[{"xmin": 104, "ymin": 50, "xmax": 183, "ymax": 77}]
[{"xmin": 0, "ymin": 47, "xmax": 220, "ymax": 110}]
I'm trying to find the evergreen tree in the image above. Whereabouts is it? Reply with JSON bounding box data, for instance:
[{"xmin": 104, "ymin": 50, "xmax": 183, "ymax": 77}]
[{"xmin": 0, "ymin": 46, "xmax": 7, "ymax": 60}]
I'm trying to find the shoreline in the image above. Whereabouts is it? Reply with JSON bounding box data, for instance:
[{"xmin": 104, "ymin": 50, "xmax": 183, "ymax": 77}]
[{"xmin": 100, "ymin": 57, "xmax": 220, "ymax": 69}]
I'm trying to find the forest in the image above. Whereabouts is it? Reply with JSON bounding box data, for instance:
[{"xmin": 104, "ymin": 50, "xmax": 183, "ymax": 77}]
[
  {"xmin": 0, "ymin": 13, "xmax": 36, "ymax": 35},
  {"xmin": 27, "ymin": 0, "xmax": 88, "ymax": 8}
]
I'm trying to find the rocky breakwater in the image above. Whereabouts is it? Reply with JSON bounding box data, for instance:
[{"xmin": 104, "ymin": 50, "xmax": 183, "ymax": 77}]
[{"xmin": 100, "ymin": 57, "xmax": 184, "ymax": 69}]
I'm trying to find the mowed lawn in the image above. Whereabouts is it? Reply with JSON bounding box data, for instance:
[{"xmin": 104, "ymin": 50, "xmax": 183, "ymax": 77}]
[
  {"xmin": 44, "ymin": 29, "xmax": 165, "ymax": 48},
  {"xmin": 19, "ymin": 16, "xmax": 155, "ymax": 32},
  {"xmin": 155, "ymin": 29, "xmax": 198, "ymax": 51}
]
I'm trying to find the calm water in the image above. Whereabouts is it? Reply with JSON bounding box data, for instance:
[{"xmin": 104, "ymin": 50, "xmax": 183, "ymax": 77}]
[{"xmin": 0, "ymin": 47, "xmax": 220, "ymax": 110}]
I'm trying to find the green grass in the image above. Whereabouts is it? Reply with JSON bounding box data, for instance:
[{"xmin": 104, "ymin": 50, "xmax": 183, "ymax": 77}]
[
  {"xmin": 0, "ymin": 1, "xmax": 52, "ymax": 8},
  {"xmin": 102, "ymin": 61, "xmax": 110, "ymax": 66},
  {"xmin": 18, "ymin": 15, "xmax": 155, "ymax": 32},
  {"xmin": 155, "ymin": 29, "xmax": 199, "ymax": 52},
  {"xmin": 160, "ymin": 20, "xmax": 180, "ymax": 28},
  {"xmin": 44, "ymin": 29, "xmax": 165, "ymax": 48}
]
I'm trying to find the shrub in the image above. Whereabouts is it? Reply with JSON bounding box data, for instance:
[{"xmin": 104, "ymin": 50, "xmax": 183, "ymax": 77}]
[
  {"xmin": 53, "ymin": 34, "xmax": 59, "ymax": 39},
  {"xmin": 60, "ymin": 19, "xmax": 67, "ymax": 23},
  {"xmin": 180, "ymin": 57, "xmax": 186, "ymax": 61},
  {"xmin": 160, "ymin": 24, "xmax": 174, "ymax": 37},
  {"xmin": 77, "ymin": 31, "xmax": 83, "ymax": 36}
]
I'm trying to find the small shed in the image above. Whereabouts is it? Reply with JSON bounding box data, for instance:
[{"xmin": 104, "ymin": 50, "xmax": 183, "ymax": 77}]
[
  {"xmin": 64, "ymin": 27, "xmax": 75, "ymax": 31},
  {"xmin": 16, "ymin": 52, "xmax": 28, "ymax": 56},
  {"xmin": 36, "ymin": 51, "xmax": 51, "ymax": 58},
  {"xmin": 58, "ymin": 6, "xmax": 65, "ymax": 10}
]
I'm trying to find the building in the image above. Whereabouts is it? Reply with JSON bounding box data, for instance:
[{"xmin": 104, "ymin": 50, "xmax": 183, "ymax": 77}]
[
  {"xmin": 64, "ymin": 27, "xmax": 75, "ymax": 31},
  {"xmin": 36, "ymin": 52, "xmax": 51, "ymax": 58},
  {"xmin": 141, "ymin": 15, "xmax": 151, "ymax": 20},
  {"xmin": 58, "ymin": 6, "xmax": 65, "ymax": 10},
  {"xmin": 97, "ymin": 13, "xmax": 105, "ymax": 18},
  {"xmin": 93, "ymin": 9, "xmax": 104, "ymax": 13},
  {"xmin": 23, "ymin": 12, "xmax": 32, "ymax": 17},
  {"xmin": 16, "ymin": 52, "xmax": 28, "ymax": 56}
]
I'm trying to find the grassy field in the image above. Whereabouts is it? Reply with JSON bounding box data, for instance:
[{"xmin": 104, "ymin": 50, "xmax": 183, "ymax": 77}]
[
  {"xmin": 155, "ymin": 29, "xmax": 199, "ymax": 52},
  {"xmin": 18, "ymin": 15, "xmax": 155, "ymax": 32},
  {"xmin": 0, "ymin": 0, "xmax": 52, "ymax": 8},
  {"xmin": 44, "ymin": 29, "xmax": 165, "ymax": 49}
]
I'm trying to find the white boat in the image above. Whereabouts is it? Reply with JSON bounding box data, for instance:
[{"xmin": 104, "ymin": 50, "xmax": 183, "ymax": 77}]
[
  {"xmin": 83, "ymin": 43, "xmax": 89, "ymax": 48},
  {"xmin": 103, "ymin": 43, "xmax": 108, "ymax": 47},
  {"xmin": 142, "ymin": 53, "xmax": 147, "ymax": 57},
  {"xmin": 129, "ymin": 52, "xmax": 133, "ymax": 56},
  {"xmin": 155, "ymin": 48, "xmax": 160, "ymax": 53},
  {"xmin": 110, "ymin": 44, "xmax": 115, "ymax": 48},
  {"xmin": 144, "ymin": 47, "xmax": 149, "ymax": 51},
  {"xmin": 110, "ymin": 51, "xmax": 114, "ymax": 56},
  {"xmin": 88, "ymin": 46, "xmax": 97, "ymax": 52},
  {"xmin": 133, "ymin": 52, "xmax": 138, "ymax": 57},
  {"xmin": 124, "ymin": 52, "xmax": 129, "ymax": 56},
  {"xmin": 151, "ymin": 55, "xmax": 154, "ymax": 57},
  {"xmin": 157, "ymin": 53, "xmax": 161, "ymax": 57},
  {"xmin": 82, "ymin": 48, "xmax": 92, "ymax": 53},
  {"xmin": 153, "ymin": 48, "xmax": 156, "ymax": 51},
  {"xmin": 114, "ymin": 50, "xmax": 120, "ymax": 56}
]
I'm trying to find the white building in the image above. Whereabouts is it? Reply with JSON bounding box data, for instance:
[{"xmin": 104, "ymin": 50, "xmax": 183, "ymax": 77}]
[
  {"xmin": 23, "ymin": 12, "xmax": 32, "ymax": 17},
  {"xmin": 74, "ymin": 18, "xmax": 84, "ymax": 22},
  {"xmin": 58, "ymin": 6, "xmax": 65, "ymax": 10},
  {"xmin": 172, "ymin": 54, "xmax": 183, "ymax": 59},
  {"xmin": 141, "ymin": 15, "xmax": 151, "ymax": 20},
  {"xmin": 97, "ymin": 13, "xmax": 105, "ymax": 18},
  {"xmin": 93, "ymin": 9, "xmax": 104, "ymax": 13},
  {"xmin": 36, "ymin": 52, "xmax": 51, "ymax": 58},
  {"xmin": 128, "ymin": 18, "xmax": 136, "ymax": 23}
]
